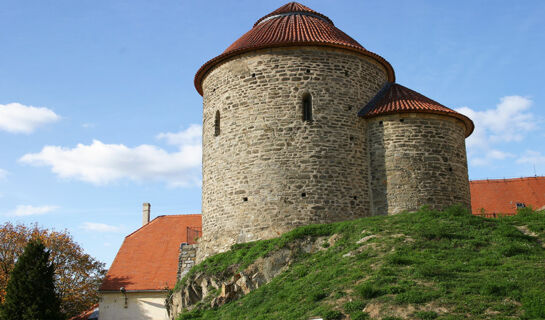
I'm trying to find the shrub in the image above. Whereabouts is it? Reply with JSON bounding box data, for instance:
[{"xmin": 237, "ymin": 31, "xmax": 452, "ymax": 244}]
[
  {"xmin": 323, "ymin": 310, "xmax": 343, "ymax": 320},
  {"xmin": 480, "ymin": 280, "xmax": 519, "ymax": 298},
  {"xmin": 178, "ymin": 310, "xmax": 203, "ymax": 320},
  {"xmin": 522, "ymin": 290, "xmax": 545, "ymax": 319},
  {"xmin": 351, "ymin": 311, "xmax": 371, "ymax": 320},
  {"xmin": 414, "ymin": 311, "xmax": 438, "ymax": 319},
  {"xmin": 415, "ymin": 262, "xmax": 457, "ymax": 279},
  {"xmin": 395, "ymin": 289, "xmax": 439, "ymax": 304},
  {"xmin": 387, "ymin": 252, "xmax": 415, "ymax": 265},
  {"xmin": 385, "ymin": 285, "xmax": 406, "ymax": 294},
  {"xmin": 356, "ymin": 283, "xmax": 383, "ymax": 299},
  {"xmin": 501, "ymin": 243, "xmax": 532, "ymax": 257},
  {"xmin": 310, "ymin": 291, "xmax": 328, "ymax": 302},
  {"xmin": 343, "ymin": 301, "xmax": 366, "ymax": 313}
]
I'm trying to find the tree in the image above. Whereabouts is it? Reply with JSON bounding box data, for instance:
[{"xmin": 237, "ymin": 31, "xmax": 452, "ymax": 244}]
[
  {"xmin": 0, "ymin": 239, "xmax": 64, "ymax": 319},
  {"xmin": 0, "ymin": 223, "xmax": 106, "ymax": 318}
]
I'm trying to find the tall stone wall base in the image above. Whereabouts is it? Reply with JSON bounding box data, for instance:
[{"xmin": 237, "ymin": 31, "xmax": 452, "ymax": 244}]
[{"xmin": 177, "ymin": 243, "xmax": 199, "ymax": 280}]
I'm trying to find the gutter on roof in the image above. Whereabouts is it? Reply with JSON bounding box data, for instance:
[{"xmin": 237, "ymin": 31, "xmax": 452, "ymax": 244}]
[
  {"xmin": 470, "ymin": 176, "xmax": 545, "ymax": 183},
  {"xmin": 99, "ymin": 289, "xmax": 169, "ymax": 293}
]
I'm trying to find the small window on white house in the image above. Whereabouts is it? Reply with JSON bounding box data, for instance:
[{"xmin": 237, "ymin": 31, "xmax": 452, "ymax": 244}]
[{"xmin": 302, "ymin": 94, "xmax": 312, "ymax": 122}]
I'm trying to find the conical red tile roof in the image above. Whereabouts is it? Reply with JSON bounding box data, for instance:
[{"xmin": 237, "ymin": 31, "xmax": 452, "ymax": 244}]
[
  {"xmin": 195, "ymin": 2, "xmax": 395, "ymax": 95},
  {"xmin": 359, "ymin": 83, "xmax": 474, "ymax": 137}
]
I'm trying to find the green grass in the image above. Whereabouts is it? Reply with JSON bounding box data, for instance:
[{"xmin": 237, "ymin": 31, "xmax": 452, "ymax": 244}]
[{"xmin": 176, "ymin": 206, "xmax": 545, "ymax": 319}]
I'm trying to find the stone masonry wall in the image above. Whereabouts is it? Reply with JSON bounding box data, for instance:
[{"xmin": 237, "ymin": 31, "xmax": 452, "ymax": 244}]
[
  {"xmin": 198, "ymin": 47, "xmax": 388, "ymax": 261},
  {"xmin": 367, "ymin": 113, "xmax": 471, "ymax": 215},
  {"xmin": 177, "ymin": 243, "xmax": 198, "ymax": 280}
]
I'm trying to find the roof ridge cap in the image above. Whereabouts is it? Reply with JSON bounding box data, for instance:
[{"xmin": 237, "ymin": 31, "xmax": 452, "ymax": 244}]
[
  {"xmin": 124, "ymin": 213, "xmax": 201, "ymax": 238},
  {"xmin": 253, "ymin": 2, "xmax": 333, "ymax": 27},
  {"xmin": 470, "ymin": 176, "xmax": 545, "ymax": 183},
  {"xmin": 255, "ymin": 11, "xmax": 333, "ymax": 27},
  {"xmin": 161, "ymin": 213, "xmax": 202, "ymax": 217},
  {"xmin": 358, "ymin": 82, "xmax": 392, "ymax": 116}
]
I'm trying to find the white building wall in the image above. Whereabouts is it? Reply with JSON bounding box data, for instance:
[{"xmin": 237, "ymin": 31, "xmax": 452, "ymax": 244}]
[{"xmin": 99, "ymin": 292, "xmax": 169, "ymax": 320}]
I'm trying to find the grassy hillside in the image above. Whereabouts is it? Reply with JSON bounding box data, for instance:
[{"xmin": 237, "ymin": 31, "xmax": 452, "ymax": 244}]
[{"xmin": 177, "ymin": 207, "xmax": 545, "ymax": 320}]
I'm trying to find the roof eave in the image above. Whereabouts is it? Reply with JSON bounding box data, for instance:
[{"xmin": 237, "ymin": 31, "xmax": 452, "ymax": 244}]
[
  {"xmin": 99, "ymin": 289, "xmax": 169, "ymax": 293},
  {"xmin": 194, "ymin": 43, "xmax": 395, "ymax": 96},
  {"xmin": 359, "ymin": 109, "xmax": 474, "ymax": 138}
]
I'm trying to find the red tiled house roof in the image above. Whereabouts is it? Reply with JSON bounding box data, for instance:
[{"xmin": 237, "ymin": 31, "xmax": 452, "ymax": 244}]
[
  {"xmin": 470, "ymin": 176, "xmax": 545, "ymax": 215},
  {"xmin": 68, "ymin": 304, "xmax": 98, "ymax": 320},
  {"xmin": 359, "ymin": 83, "xmax": 474, "ymax": 137},
  {"xmin": 99, "ymin": 214, "xmax": 202, "ymax": 292},
  {"xmin": 194, "ymin": 2, "xmax": 395, "ymax": 95}
]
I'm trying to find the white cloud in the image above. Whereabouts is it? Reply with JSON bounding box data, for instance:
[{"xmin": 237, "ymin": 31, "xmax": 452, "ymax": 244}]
[
  {"xmin": 456, "ymin": 96, "xmax": 538, "ymax": 166},
  {"xmin": 0, "ymin": 169, "xmax": 7, "ymax": 181},
  {"xmin": 81, "ymin": 222, "xmax": 121, "ymax": 233},
  {"xmin": 0, "ymin": 103, "xmax": 60, "ymax": 134},
  {"xmin": 9, "ymin": 205, "xmax": 59, "ymax": 217},
  {"xmin": 19, "ymin": 125, "xmax": 202, "ymax": 187},
  {"xmin": 156, "ymin": 124, "xmax": 201, "ymax": 146},
  {"xmin": 471, "ymin": 149, "xmax": 515, "ymax": 167},
  {"xmin": 517, "ymin": 150, "xmax": 545, "ymax": 165}
]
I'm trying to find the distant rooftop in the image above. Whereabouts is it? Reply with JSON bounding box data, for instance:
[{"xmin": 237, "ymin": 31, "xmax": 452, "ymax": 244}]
[
  {"xmin": 99, "ymin": 214, "xmax": 202, "ymax": 292},
  {"xmin": 68, "ymin": 304, "xmax": 98, "ymax": 320},
  {"xmin": 470, "ymin": 176, "xmax": 545, "ymax": 215}
]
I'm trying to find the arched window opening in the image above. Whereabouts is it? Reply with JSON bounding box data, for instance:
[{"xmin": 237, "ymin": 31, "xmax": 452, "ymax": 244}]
[
  {"xmin": 214, "ymin": 110, "xmax": 220, "ymax": 136},
  {"xmin": 302, "ymin": 94, "xmax": 312, "ymax": 122}
]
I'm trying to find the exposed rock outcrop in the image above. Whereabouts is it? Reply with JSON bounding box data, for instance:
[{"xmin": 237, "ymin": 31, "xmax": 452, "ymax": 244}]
[{"xmin": 168, "ymin": 236, "xmax": 333, "ymax": 319}]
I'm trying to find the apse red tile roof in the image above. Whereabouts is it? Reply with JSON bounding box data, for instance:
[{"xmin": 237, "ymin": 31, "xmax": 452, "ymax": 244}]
[
  {"xmin": 195, "ymin": 2, "xmax": 395, "ymax": 95},
  {"xmin": 470, "ymin": 176, "xmax": 545, "ymax": 215},
  {"xmin": 99, "ymin": 214, "xmax": 202, "ymax": 292},
  {"xmin": 359, "ymin": 83, "xmax": 474, "ymax": 137}
]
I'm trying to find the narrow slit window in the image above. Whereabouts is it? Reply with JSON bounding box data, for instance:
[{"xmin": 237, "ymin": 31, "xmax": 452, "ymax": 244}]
[
  {"xmin": 214, "ymin": 110, "xmax": 220, "ymax": 136},
  {"xmin": 302, "ymin": 94, "xmax": 312, "ymax": 122}
]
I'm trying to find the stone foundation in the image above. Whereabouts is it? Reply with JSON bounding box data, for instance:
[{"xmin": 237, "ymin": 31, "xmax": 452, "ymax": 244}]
[{"xmin": 177, "ymin": 244, "xmax": 198, "ymax": 280}]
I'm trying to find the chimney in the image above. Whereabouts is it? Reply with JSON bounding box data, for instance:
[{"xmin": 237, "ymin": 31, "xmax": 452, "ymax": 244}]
[{"xmin": 142, "ymin": 203, "xmax": 151, "ymax": 226}]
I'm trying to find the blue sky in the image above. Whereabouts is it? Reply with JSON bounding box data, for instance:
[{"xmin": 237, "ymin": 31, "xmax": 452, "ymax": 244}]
[{"xmin": 1, "ymin": 0, "xmax": 544, "ymax": 267}]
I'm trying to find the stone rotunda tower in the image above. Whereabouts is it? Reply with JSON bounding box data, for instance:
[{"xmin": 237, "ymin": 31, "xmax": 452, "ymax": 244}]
[{"xmin": 194, "ymin": 2, "xmax": 474, "ymax": 260}]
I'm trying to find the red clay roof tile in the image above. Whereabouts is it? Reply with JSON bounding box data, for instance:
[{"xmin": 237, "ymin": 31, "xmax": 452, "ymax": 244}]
[
  {"xmin": 194, "ymin": 2, "xmax": 395, "ymax": 95},
  {"xmin": 253, "ymin": 2, "xmax": 332, "ymax": 26},
  {"xmin": 68, "ymin": 304, "xmax": 98, "ymax": 320},
  {"xmin": 470, "ymin": 176, "xmax": 545, "ymax": 215},
  {"xmin": 99, "ymin": 214, "xmax": 201, "ymax": 292},
  {"xmin": 359, "ymin": 83, "xmax": 474, "ymax": 137}
]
